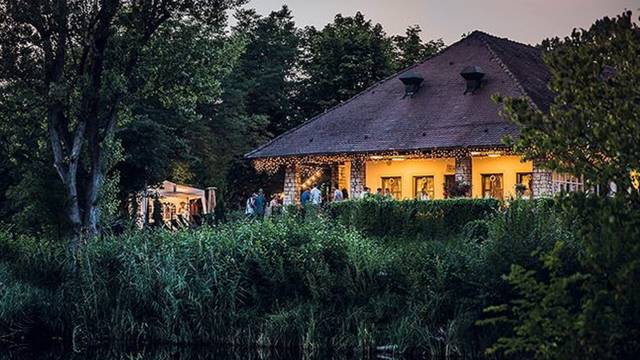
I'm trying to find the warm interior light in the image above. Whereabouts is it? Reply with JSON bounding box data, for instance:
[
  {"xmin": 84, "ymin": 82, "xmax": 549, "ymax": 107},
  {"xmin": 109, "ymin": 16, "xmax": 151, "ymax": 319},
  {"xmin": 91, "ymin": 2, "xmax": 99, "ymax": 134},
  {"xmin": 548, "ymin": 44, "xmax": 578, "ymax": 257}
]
[
  {"xmin": 370, "ymin": 155, "xmax": 384, "ymax": 160},
  {"xmin": 391, "ymin": 157, "xmax": 406, "ymax": 161},
  {"xmin": 470, "ymin": 151, "xmax": 482, "ymax": 156},
  {"xmin": 488, "ymin": 153, "xmax": 501, "ymax": 158}
]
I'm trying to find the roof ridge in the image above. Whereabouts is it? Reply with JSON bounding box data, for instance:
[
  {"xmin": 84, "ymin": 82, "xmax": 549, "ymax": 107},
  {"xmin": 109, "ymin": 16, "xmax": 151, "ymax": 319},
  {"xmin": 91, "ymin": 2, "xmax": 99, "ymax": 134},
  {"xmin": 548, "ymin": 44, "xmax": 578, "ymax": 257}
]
[
  {"xmin": 476, "ymin": 33, "xmax": 541, "ymax": 111},
  {"xmin": 245, "ymin": 34, "xmax": 475, "ymax": 158}
]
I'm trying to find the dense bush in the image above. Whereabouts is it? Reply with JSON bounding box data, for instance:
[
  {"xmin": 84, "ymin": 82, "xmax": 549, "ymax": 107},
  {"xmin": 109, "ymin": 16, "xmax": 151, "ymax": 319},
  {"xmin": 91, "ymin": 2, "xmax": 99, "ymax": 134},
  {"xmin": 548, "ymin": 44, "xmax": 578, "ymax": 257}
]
[
  {"xmin": 0, "ymin": 200, "xmax": 577, "ymax": 358},
  {"xmin": 325, "ymin": 198, "xmax": 500, "ymax": 240},
  {"xmin": 482, "ymin": 194, "xmax": 640, "ymax": 359}
]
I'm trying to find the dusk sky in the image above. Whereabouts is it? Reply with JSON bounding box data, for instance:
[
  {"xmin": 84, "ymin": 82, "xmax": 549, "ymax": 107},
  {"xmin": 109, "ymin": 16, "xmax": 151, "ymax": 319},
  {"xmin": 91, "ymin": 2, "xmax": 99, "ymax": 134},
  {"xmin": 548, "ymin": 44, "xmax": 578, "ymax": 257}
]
[{"xmin": 246, "ymin": 0, "xmax": 639, "ymax": 45}]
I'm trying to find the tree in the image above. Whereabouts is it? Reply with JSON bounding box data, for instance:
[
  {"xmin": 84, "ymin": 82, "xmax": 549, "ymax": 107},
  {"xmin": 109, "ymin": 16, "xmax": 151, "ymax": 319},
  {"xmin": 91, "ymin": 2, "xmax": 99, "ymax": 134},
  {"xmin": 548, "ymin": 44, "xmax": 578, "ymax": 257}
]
[
  {"xmin": 484, "ymin": 12, "xmax": 640, "ymax": 358},
  {"xmin": 0, "ymin": 0, "xmax": 243, "ymax": 251},
  {"xmin": 231, "ymin": 6, "xmax": 301, "ymax": 136},
  {"xmin": 214, "ymin": 7, "xmax": 300, "ymax": 206},
  {"xmin": 297, "ymin": 12, "xmax": 396, "ymax": 119},
  {"xmin": 117, "ymin": 19, "xmax": 244, "ymax": 195},
  {"xmin": 498, "ymin": 11, "xmax": 640, "ymax": 191},
  {"xmin": 392, "ymin": 25, "xmax": 444, "ymax": 71}
]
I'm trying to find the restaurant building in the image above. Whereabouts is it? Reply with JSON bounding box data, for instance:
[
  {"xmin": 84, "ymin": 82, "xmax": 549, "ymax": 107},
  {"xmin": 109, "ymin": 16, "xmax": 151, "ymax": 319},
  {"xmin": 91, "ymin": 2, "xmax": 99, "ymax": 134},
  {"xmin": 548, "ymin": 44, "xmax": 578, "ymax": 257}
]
[{"xmin": 246, "ymin": 31, "xmax": 584, "ymax": 204}]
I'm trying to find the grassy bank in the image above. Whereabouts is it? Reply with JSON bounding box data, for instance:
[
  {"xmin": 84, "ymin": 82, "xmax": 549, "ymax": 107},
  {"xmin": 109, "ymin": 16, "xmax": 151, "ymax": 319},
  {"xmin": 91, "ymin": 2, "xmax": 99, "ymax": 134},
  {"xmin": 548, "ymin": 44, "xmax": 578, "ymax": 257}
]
[{"xmin": 0, "ymin": 200, "xmax": 573, "ymax": 358}]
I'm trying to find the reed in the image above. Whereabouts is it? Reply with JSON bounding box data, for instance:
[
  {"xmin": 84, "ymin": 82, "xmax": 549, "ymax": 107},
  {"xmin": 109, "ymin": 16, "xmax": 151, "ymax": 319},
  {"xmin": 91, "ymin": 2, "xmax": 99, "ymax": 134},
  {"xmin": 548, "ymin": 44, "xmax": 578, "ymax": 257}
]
[{"xmin": 0, "ymin": 200, "xmax": 574, "ymax": 358}]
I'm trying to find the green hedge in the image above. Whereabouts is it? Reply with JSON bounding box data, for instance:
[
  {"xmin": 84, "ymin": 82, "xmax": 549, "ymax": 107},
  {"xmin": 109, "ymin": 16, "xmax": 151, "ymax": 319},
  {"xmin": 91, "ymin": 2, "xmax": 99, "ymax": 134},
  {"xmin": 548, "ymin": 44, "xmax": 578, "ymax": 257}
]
[{"xmin": 325, "ymin": 198, "xmax": 501, "ymax": 240}]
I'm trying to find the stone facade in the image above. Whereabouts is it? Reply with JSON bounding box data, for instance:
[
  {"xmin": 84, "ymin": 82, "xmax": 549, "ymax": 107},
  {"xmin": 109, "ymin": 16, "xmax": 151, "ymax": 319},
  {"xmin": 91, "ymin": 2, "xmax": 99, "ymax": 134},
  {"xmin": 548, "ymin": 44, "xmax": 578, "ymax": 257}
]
[
  {"xmin": 532, "ymin": 159, "xmax": 553, "ymax": 198},
  {"xmin": 454, "ymin": 157, "xmax": 472, "ymax": 196},
  {"xmin": 349, "ymin": 158, "xmax": 366, "ymax": 199},
  {"xmin": 283, "ymin": 165, "xmax": 301, "ymax": 205}
]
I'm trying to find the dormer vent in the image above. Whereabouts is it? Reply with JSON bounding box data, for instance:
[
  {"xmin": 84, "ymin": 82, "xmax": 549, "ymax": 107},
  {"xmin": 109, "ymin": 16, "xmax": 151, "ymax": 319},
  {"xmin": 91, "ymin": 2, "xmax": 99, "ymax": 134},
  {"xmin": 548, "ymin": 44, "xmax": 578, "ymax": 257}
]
[
  {"xmin": 460, "ymin": 66, "xmax": 485, "ymax": 94},
  {"xmin": 399, "ymin": 71, "xmax": 424, "ymax": 98}
]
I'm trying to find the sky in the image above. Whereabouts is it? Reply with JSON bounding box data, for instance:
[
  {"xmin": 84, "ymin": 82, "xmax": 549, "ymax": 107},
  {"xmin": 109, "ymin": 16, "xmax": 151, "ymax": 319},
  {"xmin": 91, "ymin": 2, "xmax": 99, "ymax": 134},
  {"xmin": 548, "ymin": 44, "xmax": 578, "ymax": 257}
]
[{"xmin": 245, "ymin": 0, "xmax": 639, "ymax": 45}]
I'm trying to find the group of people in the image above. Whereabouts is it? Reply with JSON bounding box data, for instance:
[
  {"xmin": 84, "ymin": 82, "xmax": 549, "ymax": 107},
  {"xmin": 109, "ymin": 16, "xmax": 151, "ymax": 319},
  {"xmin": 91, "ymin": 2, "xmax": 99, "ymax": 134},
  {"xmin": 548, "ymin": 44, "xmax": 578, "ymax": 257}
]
[
  {"xmin": 300, "ymin": 185, "xmax": 349, "ymax": 206},
  {"xmin": 356, "ymin": 186, "xmax": 430, "ymax": 201},
  {"xmin": 245, "ymin": 183, "xmax": 431, "ymax": 218},
  {"xmin": 244, "ymin": 189, "xmax": 283, "ymax": 218}
]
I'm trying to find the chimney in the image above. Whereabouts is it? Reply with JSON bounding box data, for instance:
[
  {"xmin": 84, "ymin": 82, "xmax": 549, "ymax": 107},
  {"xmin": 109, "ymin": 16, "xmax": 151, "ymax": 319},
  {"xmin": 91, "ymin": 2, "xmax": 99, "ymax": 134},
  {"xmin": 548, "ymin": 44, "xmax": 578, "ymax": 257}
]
[
  {"xmin": 460, "ymin": 66, "xmax": 485, "ymax": 94},
  {"xmin": 399, "ymin": 71, "xmax": 424, "ymax": 98}
]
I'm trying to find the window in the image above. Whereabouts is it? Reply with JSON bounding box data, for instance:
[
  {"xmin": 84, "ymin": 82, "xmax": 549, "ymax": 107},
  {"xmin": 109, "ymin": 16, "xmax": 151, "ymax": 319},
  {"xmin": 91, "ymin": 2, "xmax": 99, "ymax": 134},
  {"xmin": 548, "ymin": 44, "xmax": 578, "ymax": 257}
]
[
  {"xmin": 444, "ymin": 175, "xmax": 456, "ymax": 199},
  {"xmin": 414, "ymin": 176, "xmax": 435, "ymax": 200},
  {"xmin": 482, "ymin": 174, "xmax": 504, "ymax": 200},
  {"xmin": 516, "ymin": 172, "xmax": 533, "ymax": 199},
  {"xmin": 381, "ymin": 177, "xmax": 402, "ymax": 199},
  {"xmin": 552, "ymin": 173, "xmax": 584, "ymax": 193}
]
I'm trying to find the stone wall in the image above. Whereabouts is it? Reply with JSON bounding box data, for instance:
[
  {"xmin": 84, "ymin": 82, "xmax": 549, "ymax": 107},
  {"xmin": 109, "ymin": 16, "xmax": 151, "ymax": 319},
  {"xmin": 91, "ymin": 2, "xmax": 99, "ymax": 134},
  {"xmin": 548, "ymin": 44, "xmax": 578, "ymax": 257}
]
[
  {"xmin": 349, "ymin": 159, "xmax": 366, "ymax": 199},
  {"xmin": 283, "ymin": 165, "xmax": 301, "ymax": 205},
  {"xmin": 532, "ymin": 159, "xmax": 553, "ymax": 198}
]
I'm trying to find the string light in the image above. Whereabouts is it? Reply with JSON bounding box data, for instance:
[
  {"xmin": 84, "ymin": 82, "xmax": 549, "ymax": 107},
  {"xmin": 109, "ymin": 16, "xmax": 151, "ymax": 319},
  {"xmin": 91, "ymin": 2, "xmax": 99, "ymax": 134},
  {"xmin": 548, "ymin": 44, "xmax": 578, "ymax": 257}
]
[{"xmin": 252, "ymin": 146, "xmax": 515, "ymax": 174}]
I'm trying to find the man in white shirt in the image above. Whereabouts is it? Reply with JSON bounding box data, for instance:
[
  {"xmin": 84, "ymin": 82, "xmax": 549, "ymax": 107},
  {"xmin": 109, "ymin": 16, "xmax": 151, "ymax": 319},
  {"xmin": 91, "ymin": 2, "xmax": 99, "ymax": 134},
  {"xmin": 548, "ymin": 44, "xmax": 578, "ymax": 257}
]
[
  {"xmin": 333, "ymin": 186, "xmax": 344, "ymax": 202},
  {"xmin": 310, "ymin": 185, "xmax": 322, "ymax": 205}
]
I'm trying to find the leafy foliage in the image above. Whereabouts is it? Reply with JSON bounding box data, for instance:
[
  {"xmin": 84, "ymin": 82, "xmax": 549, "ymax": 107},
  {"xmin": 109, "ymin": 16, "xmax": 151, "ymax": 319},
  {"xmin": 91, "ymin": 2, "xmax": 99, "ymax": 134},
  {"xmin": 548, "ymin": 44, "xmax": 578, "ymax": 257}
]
[
  {"xmin": 392, "ymin": 25, "xmax": 444, "ymax": 70},
  {"xmin": 484, "ymin": 11, "xmax": 640, "ymax": 359},
  {"xmin": 499, "ymin": 11, "xmax": 640, "ymax": 190},
  {"xmin": 296, "ymin": 12, "xmax": 396, "ymax": 119},
  {"xmin": 325, "ymin": 198, "xmax": 500, "ymax": 240}
]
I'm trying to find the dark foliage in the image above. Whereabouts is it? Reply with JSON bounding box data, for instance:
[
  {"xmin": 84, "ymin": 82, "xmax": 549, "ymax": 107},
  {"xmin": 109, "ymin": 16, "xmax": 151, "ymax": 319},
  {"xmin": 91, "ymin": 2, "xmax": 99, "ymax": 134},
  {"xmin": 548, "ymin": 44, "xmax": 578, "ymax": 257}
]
[{"xmin": 325, "ymin": 198, "xmax": 500, "ymax": 240}]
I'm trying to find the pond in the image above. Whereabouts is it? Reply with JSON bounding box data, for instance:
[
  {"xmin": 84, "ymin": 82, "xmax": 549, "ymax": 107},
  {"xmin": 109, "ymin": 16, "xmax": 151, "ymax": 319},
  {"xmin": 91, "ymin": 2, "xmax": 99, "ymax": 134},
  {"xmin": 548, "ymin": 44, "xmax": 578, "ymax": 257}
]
[{"xmin": 0, "ymin": 345, "xmax": 407, "ymax": 360}]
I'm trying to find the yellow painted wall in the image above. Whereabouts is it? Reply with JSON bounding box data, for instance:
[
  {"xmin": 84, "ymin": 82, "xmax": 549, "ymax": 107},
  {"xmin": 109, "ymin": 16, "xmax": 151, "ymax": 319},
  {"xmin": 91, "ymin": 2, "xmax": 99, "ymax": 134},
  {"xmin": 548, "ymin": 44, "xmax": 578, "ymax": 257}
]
[
  {"xmin": 365, "ymin": 158, "xmax": 455, "ymax": 199},
  {"xmin": 472, "ymin": 156, "xmax": 533, "ymax": 199}
]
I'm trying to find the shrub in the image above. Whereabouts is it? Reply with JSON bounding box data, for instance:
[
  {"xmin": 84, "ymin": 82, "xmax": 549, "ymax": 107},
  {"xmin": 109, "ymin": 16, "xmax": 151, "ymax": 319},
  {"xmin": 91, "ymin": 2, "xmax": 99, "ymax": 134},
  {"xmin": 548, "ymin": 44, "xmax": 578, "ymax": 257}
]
[
  {"xmin": 482, "ymin": 194, "xmax": 640, "ymax": 359},
  {"xmin": 325, "ymin": 198, "xmax": 500, "ymax": 240}
]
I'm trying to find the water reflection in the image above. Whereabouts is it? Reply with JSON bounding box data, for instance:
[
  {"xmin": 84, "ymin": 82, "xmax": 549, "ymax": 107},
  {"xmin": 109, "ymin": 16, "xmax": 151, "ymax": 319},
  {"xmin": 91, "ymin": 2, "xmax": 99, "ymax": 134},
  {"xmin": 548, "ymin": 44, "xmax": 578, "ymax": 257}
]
[{"xmin": 0, "ymin": 345, "xmax": 404, "ymax": 360}]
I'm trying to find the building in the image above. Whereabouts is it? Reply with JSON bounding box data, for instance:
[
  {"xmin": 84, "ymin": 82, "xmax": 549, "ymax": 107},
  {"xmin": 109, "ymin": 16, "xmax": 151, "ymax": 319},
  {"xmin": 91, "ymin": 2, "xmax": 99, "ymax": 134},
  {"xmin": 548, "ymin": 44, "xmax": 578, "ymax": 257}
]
[
  {"xmin": 245, "ymin": 31, "xmax": 584, "ymax": 204},
  {"xmin": 133, "ymin": 181, "xmax": 216, "ymax": 228}
]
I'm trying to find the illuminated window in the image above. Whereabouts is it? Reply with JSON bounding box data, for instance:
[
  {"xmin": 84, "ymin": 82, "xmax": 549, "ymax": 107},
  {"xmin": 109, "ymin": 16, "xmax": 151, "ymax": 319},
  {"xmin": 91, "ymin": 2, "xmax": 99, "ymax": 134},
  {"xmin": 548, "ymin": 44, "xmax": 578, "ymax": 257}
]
[
  {"xmin": 552, "ymin": 173, "xmax": 584, "ymax": 193},
  {"xmin": 414, "ymin": 176, "xmax": 435, "ymax": 200},
  {"xmin": 482, "ymin": 174, "xmax": 504, "ymax": 200},
  {"xmin": 516, "ymin": 172, "xmax": 533, "ymax": 199},
  {"xmin": 381, "ymin": 177, "xmax": 402, "ymax": 199}
]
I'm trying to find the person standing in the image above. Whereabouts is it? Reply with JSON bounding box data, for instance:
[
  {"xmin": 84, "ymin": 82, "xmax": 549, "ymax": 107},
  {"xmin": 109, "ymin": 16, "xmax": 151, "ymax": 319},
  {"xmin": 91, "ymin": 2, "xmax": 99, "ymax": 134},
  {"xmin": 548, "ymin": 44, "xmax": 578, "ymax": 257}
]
[
  {"xmin": 333, "ymin": 186, "xmax": 344, "ymax": 202},
  {"xmin": 254, "ymin": 189, "xmax": 266, "ymax": 219},
  {"xmin": 310, "ymin": 184, "xmax": 322, "ymax": 206},
  {"xmin": 301, "ymin": 188, "xmax": 311, "ymax": 207},
  {"xmin": 361, "ymin": 187, "xmax": 371, "ymax": 199},
  {"xmin": 341, "ymin": 188, "xmax": 349, "ymax": 200},
  {"xmin": 266, "ymin": 194, "xmax": 280, "ymax": 218},
  {"xmin": 245, "ymin": 193, "xmax": 256, "ymax": 218},
  {"xmin": 375, "ymin": 188, "xmax": 383, "ymax": 200},
  {"xmin": 383, "ymin": 188, "xmax": 393, "ymax": 199}
]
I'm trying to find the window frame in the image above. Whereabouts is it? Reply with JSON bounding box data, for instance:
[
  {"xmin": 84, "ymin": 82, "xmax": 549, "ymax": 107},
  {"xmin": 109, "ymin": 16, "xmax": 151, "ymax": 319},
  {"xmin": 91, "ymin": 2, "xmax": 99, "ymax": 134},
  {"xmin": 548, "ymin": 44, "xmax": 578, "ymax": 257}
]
[
  {"xmin": 481, "ymin": 173, "xmax": 504, "ymax": 200},
  {"xmin": 413, "ymin": 175, "xmax": 435, "ymax": 200},
  {"xmin": 380, "ymin": 176, "xmax": 402, "ymax": 200},
  {"xmin": 516, "ymin": 172, "xmax": 534, "ymax": 199}
]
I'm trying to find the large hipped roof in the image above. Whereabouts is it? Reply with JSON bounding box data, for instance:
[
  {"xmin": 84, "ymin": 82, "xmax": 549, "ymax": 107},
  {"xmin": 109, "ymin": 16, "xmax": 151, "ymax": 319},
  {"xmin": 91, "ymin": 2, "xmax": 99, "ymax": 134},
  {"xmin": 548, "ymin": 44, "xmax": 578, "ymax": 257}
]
[{"xmin": 246, "ymin": 31, "xmax": 552, "ymax": 159}]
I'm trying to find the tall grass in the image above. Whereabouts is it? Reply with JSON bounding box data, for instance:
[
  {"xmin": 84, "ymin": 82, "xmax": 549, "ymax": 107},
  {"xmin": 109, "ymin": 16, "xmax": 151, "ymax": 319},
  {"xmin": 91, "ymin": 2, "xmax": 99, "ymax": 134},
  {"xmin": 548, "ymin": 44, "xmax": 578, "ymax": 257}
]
[{"xmin": 0, "ymin": 200, "xmax": 577, "ymax": 358}]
